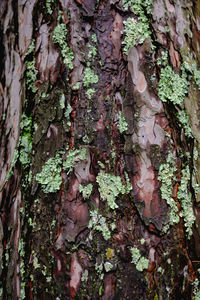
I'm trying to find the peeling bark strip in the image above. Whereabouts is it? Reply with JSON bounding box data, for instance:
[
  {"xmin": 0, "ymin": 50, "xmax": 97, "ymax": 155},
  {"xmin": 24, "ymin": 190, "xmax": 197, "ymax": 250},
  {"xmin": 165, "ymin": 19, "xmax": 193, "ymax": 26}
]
[{"xmin": 0, "ymin": 0, "xmax": 200, "ymax": 299}]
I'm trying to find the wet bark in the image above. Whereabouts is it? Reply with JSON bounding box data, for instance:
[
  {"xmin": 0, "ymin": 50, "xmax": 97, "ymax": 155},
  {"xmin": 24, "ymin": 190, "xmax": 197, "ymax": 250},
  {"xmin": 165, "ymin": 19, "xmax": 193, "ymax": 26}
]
[{"xmin": 0, "ymin": 0, "xmax": 200, "ymax": 299}]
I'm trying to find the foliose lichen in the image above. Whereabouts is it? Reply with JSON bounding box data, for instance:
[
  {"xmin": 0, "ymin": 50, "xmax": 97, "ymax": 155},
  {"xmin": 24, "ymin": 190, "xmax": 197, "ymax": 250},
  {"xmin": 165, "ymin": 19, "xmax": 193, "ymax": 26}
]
[
  {"xmin": 88, "ymin": 210, "xmax": 111, "ymax": 240},
  {"xmin": 158, "ymin": 66, "xmax": 188, "ymax": 104},
  {"xmin": 130, "ymin": 247, "xmax": 149, "ymax": 272},
  {"xmin": 158, "ymin": 152, "xmax": 179, "ymax": 231},
  {"xmin": 118, "ymin": 111, "xmax": 128, "ymax": 133},
  {"xmin": 63, "ymin": 148, "xmax": 87, "ymax": 174},
  {"xmin": 35, "ymin": 153, "xmax": 62, "ymax": 193},
  {"xmin": 122, "ymin": 0, "xmax": 152, "ymax": 55},
  {"xmin": 96, "ymin": 171, "xmax": 132, "ymax": 209},
  {"xmin": 83, "ymin": 67, "xmax": 98, "ymax": 88},
  {"xmin": 52, "ymin": 21, "xmax": 74, "ymax": 70},
  {"xmin": 79, "ymin": 183, "xmax": 93, "ymax": 199},
  {"xmin": 178, "ymin": 165, "xmax": 196, "ymax": 238}
]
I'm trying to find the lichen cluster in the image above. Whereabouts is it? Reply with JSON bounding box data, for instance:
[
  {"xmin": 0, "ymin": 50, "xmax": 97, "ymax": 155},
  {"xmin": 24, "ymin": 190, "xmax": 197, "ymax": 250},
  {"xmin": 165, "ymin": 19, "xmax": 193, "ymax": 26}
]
[
  {"xmin": 158, "ymin": 152, "xmax": 179, "ymax": 231},
  {"xmin": 52, "ymin": 21, "xmax": 74, "ymax": 70},
  {"xmin": 130, "ymin": 247, "xmax": 149, "ymax": 272},
  {"xmin": 178, "ymin": 166, "xmax": 196, "ymax": 238},
  {"xmin": 122, "ymin": 0, "xmax": 152, "ymax": 54},
  {"xmin": 96, "ymin": 171, "xmax": 132, "ymax": 209}
]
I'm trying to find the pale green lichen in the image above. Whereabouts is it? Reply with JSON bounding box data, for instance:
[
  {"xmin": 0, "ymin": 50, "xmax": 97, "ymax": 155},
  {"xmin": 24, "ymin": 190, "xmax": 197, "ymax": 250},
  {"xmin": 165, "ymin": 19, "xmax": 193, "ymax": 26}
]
[
  {"xmin": 158, "ymin": 66, "xmax": 188, "ymax": 104},
  {"xmin": 86, "ymin": 88, "xmax": 95, "ymax": 99},
  {"xmin": 178, "ymin": 165, "xmax": 196, "ymax": 238},
  {"xmin": 26, "ymin": 58, "xmax": 38, "ymax": 92},
  {"xmin": 46, "ymin": 0, "xmax": 54, "ymax": 14},
  {"xmin": 158, "ymin": 152, "xmax": 179, "ymax": 231},
  {"xmin": 118, "ymin": 111, "xmax": 128, "ymax": 133},
  {"xmin": 157, "ymin": 51, "xmax": 168, "ymax": 66},
  {"xmin": 52, "ymin": 23, "xmax": 74, "ymax": 70},
  {"xmin": 96, "ymin": 171, "xmax": 132, "ymax": 209},
  {"xmin": 19, "ymin": 114, "xmax": 32, "ymax": 168},
  {"xmin": 72, "ymin": 82, "xmax": 80, "ymax": 90},
  {"xmin": 88, "ymin": 43, "xmax": 97, "ymax": 59},
  {"xmin": 35, "ymin": 153, "xmax": 62, "ymax": 193},
  {"xmin": 19, "ymin": 238, "xmax": 25, "ymax": 299},
  {"xmin": 193, "ymin": 278, "xmax": 200, "ymax": 300},
  {"xmin": 79, "ymin": 183, "xmax": 93, "ymax": 199},
  {"xmin": 177, "ymin": 110, "xmax": 193, "ymax": 138},
  {"xmin": 130, "ymin": 247, "xmax": 149, "ymax": 272},
  {"xmin": 122, "ymin": 17, "xmax": 151, "ymax": 55},
  {"xmin": 104, "ymin": 262, "xmax": 113, "ymax": 272},
  {"xmin": 63, "ymin": 148, "xmax": 87, "ymax": 173},
  {"xmin": 88, "ymin": 210, "xmax": 111, "ymax": 240},
  {"xmin": 83, "ymin": 67, "xmax": 98, "ymax": 88},
  {"xmin": 91, "ymin": 34, "xmax": 97, "ymax": 43},
  {"xmin": 182, "ymin": 60, "xmax": 200, "ymax": 90},
  {"xmin": 25, "ymin": 39, "xmax": 35, "ymax": 58},
  {"xmin": 123, "ymin": 0, "xmax": 153, "ymax": 15},
  {"xmin": 122, "ymin": 0, "xmax": 152, "ymax": 54}
]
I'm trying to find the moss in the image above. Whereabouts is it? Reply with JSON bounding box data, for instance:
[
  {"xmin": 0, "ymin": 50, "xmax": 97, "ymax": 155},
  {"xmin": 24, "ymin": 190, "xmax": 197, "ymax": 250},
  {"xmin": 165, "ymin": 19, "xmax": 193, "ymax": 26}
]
[
  {"xmin": 130, "ymin": 247, "xmax": 149, "ymax": 272},
  {"xmin": 96, "ymin": 171, "xmax": 132, "ymax": 209},
  {"xmin": 35, "ymin": 153, "xmax": 62, "ymax": 193}
]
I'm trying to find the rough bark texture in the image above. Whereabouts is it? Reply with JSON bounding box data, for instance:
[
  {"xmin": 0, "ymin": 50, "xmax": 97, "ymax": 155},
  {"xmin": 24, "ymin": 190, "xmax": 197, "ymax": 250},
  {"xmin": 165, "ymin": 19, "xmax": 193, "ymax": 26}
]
[{"xmin": 0, "ymin": 0, "xmax": 200, "ymax": 299}]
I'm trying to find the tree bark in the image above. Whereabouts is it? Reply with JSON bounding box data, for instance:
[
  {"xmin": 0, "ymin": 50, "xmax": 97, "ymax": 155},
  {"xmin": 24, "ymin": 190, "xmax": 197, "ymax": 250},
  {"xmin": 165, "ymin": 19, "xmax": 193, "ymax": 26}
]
[{"xmin": 0, "ymin": 0, "xmax": 200, "ymax": 299}]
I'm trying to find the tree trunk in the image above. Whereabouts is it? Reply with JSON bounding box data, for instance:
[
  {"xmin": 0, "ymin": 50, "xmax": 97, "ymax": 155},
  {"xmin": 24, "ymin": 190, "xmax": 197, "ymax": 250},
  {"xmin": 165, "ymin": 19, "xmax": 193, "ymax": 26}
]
[{"xmin": 0, "ymin": 0, "xmax": 200, "ymax": 299}]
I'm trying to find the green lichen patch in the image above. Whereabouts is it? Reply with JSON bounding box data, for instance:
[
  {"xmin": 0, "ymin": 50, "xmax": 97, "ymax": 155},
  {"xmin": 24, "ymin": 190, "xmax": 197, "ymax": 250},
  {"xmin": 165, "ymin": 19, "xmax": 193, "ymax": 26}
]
[
  {"xmin": 86, "ymin": 88, "xmax": 95, "ymax": 100},
  {"xmin": 123, "ymin": 0, "xmax": 153, "ymax": 15},
  {"xmin": 182, "ymin": 60, "xmax": 200, "ymax": 90},
  {"xmin": 83, "ymin": 67, "xmax": 98, "ymax": 88},
  {"xmin": 63, "ymin": 148, "xmax": 87, "ymax": 173},
  {"xmin": 88, "ymin": 44, "xmax": 97, "ymax": 59},
  {"xmin": 19, "ymin": 113, "xmax": 32, "ymax": 168},
  {"xmin": 88, "ymin": 210, "xmax": 111, "ymax": 240},
  {"xmin": 35, "ymin": 153, "xmax": 62, "ymax": 193},
  {"xmin": 130, "ymin": 247, "xmax": 149, "ymax": 272},
  {"xmin": 158, "ymin": 66, "xmax": 188, "ymax": 104},
  {"xmin": 122, "ymin": 0, "xmax": 152, "ymax": 54},
  {"xmin": 46, "ymin": 0, "xmax": 54, "ymax": 14},
  {"xmin": 177, "ymin": 110, "xmax": 193, "ymax": 138},
  {"xmin": 26, "ymin": 58, "xmax": 38, "ymax": 93},
  {"xmin": 158, "ymin": 152, "xmax": 179, "ymax": 231},
  {"xmin": 79, "ymin": 183, "xmax": 93, "ymax": 199},
  {"xmin": 122, "ymin": 17, "xmax": 151, "ymax": 55},
  {"xmin": 118, "ymin": 111, "xmax": 128, "ymax": 133},
  {"xmin": 178, "ymin": 166, "xmax": 196, "ymax": 238},
  {"xmin": 52, "ymin": 22, "xmax": 74, "ymax": 70},
  {"xmin": 96, "ymin": 171, "xmax": 132, "ymax": 209}
]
